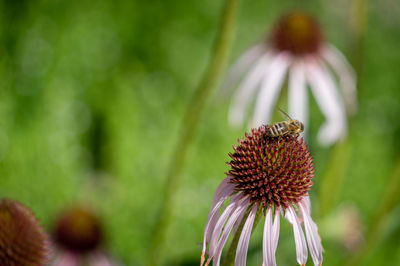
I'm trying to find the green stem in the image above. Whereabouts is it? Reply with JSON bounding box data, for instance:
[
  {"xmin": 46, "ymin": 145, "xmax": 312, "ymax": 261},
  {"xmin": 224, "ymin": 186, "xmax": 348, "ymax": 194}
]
[
  {"xmin": 319, "ymin": 139, "xmax": 351, "ymax": 216},
  {"xmin": 146, "ymin": 0, "xmax": 240, "ymax": 264},
  {"xmin": 349, "ymin": 0, "xmax": 367, "ymax": 71},
  {"xmin": 344, "ymin": 157, "xmax": 400, "ymax": 266},
  {"xmin": 222, "ymin": 206, "xmax": 263, "ymax": 266}
]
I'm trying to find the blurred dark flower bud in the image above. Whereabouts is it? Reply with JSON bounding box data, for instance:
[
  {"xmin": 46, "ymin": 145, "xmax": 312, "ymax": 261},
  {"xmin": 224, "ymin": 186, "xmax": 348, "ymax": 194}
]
[{"xmin": 53, "ymin": 206, "xmax": 103, "ymax": 254}]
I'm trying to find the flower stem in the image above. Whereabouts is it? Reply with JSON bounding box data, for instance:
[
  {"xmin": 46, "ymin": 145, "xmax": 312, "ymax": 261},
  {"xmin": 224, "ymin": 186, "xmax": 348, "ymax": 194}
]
[
  {"xmin": 222, "ymin": 206, "xmax": 263, "ymax": 266},
  {"xmin": 349, "ymin": 0, "xmax": 368, "ymax": 71},
  {"xmin": 345, "ymin": 157, "xmax": 400, "ymax": 265},
  {"xmin": 146, "ymin": 0, "xmax": 240, "ymax": 264},
  {"xmin": 319, "ymin": 139, "xmax": 352, "ymax": 216}
]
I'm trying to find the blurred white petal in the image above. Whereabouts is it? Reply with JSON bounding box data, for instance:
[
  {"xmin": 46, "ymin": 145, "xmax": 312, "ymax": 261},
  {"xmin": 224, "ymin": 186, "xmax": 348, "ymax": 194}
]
[
  {"xmin": 221, "ymin": 44, "xmax": 267, "ymax": 98},
  {"xmin": 288, "ymin": 60, "xmax": 308, "ymax": 138},
  {"xmin": 228, "ymin": 52, "xmax": 273, "ymax": 127},
  {"xmin": 251, "ymin": 52, "xmax": 291, "ymax": 128},
  {"xmin": 321, "ymin": 44, "xmax": 357, "ymax": 114},
  {"xmin": 305, "ymin": 58, "xmax": 347, "ymax": 146}
]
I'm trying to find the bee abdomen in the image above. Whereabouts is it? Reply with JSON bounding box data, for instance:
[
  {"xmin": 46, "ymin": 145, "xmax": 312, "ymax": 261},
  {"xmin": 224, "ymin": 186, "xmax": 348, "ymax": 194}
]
[{"xmin": 267, "ymin": 122, "xmax": 288, "ymax": 137}]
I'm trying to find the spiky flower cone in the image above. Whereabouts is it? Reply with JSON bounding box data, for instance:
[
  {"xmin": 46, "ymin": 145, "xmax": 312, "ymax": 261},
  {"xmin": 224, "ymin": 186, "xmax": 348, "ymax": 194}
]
[
  {"xmin": 0, "ymin": 198, "xmax": 49, "ymax": 266},
  {"xmin": 227, "ymin": 125, "xmax": 314, "ymax": 210},
  {"xmin": 53, "ymin": 207, "xmax": 103, "ymax": 254}
]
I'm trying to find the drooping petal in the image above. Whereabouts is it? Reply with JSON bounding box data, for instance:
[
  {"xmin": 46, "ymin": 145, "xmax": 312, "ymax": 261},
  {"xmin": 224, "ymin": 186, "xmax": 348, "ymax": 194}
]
[
  {"xmin": 235, "ymin": 204, "xmax": 258, "ymax": 266},
  {"xmin": 251, "ymin": 52, "xmax": 291, "ymax": 128},
  {"xmin": 221, "ymin": 44, "xmax": 268, "ymax": 98},
  {"xmin": 272, "ymin": 207, "xmax": 280, "ymax": 252},
  {"xmin": 299, "ymin": 200, "xmax": 323, "ymax": 266},
  {"xmin": 305, "ymin": 58, "xmax": 347, "ymax": 146},
  {"xmin": 300, "ymin": 195, "xmax": 311, "ymax": 215},
  {"xmin": 228, "ymin": 52, "xmax": 273, "ymax": 127},
  {"xmin": 288, "ymin": 60, "xmax": 308, "ymax": 138},
  {"xmin": 287, "ymin": 206, "xmax": 308, "ymax": 265},
  {"xmin": 206, "ymin": 178, "xmax": 236, "ymax": 240},
  {"xmin": 213, "ymin": 198, "xmax": 251, "ymax": 266},
  {"xmin": 207, "ymin": 194, "xmax": 243, "ymax": 262},
  {"xmin": 201, "ymin": 178, "xmax": 236, "ymax": 264},
  {"xmin": 263, "ymin": 207, "xmax": 276, "ymax": 266},
  {"xmin": 321, "ymin": 44, "xmax": 357, "ymax": 114}
]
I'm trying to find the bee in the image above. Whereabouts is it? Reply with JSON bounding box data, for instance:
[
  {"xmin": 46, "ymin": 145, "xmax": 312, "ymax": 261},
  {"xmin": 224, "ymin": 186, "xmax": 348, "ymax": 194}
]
[{"xmin": 266, "ymin": 108, "xmax": 304, "ymax": 138}]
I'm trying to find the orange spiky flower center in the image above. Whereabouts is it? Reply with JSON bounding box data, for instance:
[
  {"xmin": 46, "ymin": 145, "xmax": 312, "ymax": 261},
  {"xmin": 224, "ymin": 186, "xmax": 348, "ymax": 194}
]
[
  {"xmin": 272, "ymin": 12, "xmax": 323, "ymax": 55},
  {"xmin": 227, "ymin": 125, "xmax": 314, "ymax": 210},
  {"xmin": 0, "ymin": 198, "xmax": 49, "ymax": 266},
  {"xmin": 54, "ymin": 207, "xmax": 103, "ymax": 254}
]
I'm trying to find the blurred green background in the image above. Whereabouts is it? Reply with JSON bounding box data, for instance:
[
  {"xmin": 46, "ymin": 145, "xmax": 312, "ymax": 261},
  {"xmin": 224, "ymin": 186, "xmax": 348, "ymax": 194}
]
[{"xmin": 1, "ymin": 0, "xmax": 400, "ymax": 265}]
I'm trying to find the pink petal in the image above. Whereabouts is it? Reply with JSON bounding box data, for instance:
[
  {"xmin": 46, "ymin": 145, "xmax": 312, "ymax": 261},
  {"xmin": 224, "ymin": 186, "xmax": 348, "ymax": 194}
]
[
  {"xmin": 321, "ymin": 44, "xmax": 357, "ymax": 114},
  {"xmin": 287, "ymin": 206, "xmax": 308, "ymax": 265},
  {"xmin": 305, "ymin": 58, "xmax": 347, "ymax": 146},
  {"xmin": 213, "ymin": 197, "xmax": 251, "ymax": 266},
  {"xmin": 299, "ymin": 201, "xmax": 323, "ymax": 266},
  {"xmin": 262, "ymin": 207, "xmax": 276, "ymax": 266},
  {"xmin": 235, "ymin": 204, "xmax": 258, "ymax": 266},
  {"xmin": 288, "ymin": 60, "xmax": 308, "ymax": 138},
  {"xmin": 228, "ymin": 52, "xmax": 272, "ymax": 127},
  {"xmin": 251, "ymin": 52, "xmax": 291, "ymax": 128},
  {"xmin": 221, "ymin": 44, "xmax": 267, "ymax": 98}
]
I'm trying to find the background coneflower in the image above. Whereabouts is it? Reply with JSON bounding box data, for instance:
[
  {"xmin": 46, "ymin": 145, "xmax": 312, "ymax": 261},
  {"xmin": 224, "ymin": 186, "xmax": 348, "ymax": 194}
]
[
  {"xmin": 0, "ymin": 198, "xmax": 49, "ymax": 266},
  {"xmin": 51, "ymin": 206, "xmax": 117, "ymax": 266},
  {"xmin": 224, "ymin": 11, "xmax": 356, "ymax": 146}
]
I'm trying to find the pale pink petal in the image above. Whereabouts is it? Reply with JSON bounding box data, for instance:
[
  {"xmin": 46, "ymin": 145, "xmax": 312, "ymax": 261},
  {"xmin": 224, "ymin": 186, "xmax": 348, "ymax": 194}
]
[
  {"xmin": 88, "ymin": 252, "xmax": 117, "ymax": 266},
  {"xmin": 321, "ymin": 44, "xmax": 357, "ymax": 114},
  {"xmin": 51, "ymin": 251, "xmax": 79, "ymax": 266},
  {"xmin": 262, "ymin": 207, "xmax": 276, "ymax": 266},
  {"xmin": 221, "ymin": 44, "xmax": 267, "ymax": 98},
  {"xmin": 287, "ymin": 206, "xmax": 308, "ymax": 265},
  {"xmin": 235, "ymin": 204, "xmax": 258, "ymax": 266},
  {"xmin": 272, "ymin": 208, "xmax": 280, "ymax": 252},
  {"xmin": 251, "ymin": 52, "xmax": 291, "ymax": 128},
  {"xmin": 300, "ymin": 195, "xmax": 311, "ymax": 215},
  {"xmin": 305, "ymin": 58, "xmax": 347, "ymax": 146},
  {"xmin": 213, "ymin": 198, "xmax": 251, "ymax": 266},
  {"xmin": 299, "ymin": 201, "xmax": 323, "ymax": 266},
  {"xmin": 229, "ymin": 52, "xmax": 273, "ymax": 127},
  {"xmin": 201, "ymin": 178, "xmax": 236, "ymax": 264},
  {"xmin": 232, "ymin": 204, "xmax": 247, "ymax": 234},
  {"xmin": 207, "ymin": 193, "xmax": 245, "ymax": 263},
  {"xmin": 288, "ymin": 60, "xmax": 308, "ymax": 138}
]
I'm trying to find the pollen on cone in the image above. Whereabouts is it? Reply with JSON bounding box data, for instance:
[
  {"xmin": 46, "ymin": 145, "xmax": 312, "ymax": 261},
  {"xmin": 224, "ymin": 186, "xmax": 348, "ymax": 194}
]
[{"xmin": 0, "ymin": 198, "xmax": 49, "ymax": 266}]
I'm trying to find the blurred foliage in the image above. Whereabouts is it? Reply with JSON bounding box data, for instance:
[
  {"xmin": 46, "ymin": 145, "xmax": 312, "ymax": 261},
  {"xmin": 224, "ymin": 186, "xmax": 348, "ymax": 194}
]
[{"xmin": 0, "ymin": 0, "xmax": 400, "ymax": 265}]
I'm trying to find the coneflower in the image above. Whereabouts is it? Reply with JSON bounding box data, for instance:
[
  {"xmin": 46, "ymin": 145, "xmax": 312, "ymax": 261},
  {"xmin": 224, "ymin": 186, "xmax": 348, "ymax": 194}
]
[
  {"xmin": 0, "ymin": 198, "xmax": 49, "ymax": 266},
  {"xmin": 224, "ymin": 11, "xmax": 356, "ymax": 146},
  {"xmin": 51, "ymin": 206, "xmax": 117, "ymax": 266},
  {"xmin": 201, "ymin": 125, "xmax": 322, "ymax": 266}
]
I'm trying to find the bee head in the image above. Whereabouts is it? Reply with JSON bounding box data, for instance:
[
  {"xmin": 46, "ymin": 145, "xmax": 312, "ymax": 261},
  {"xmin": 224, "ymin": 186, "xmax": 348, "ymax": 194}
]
[{"xmin": 288, "ymin": 120, "xmax": 304, "ymax": 133}]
